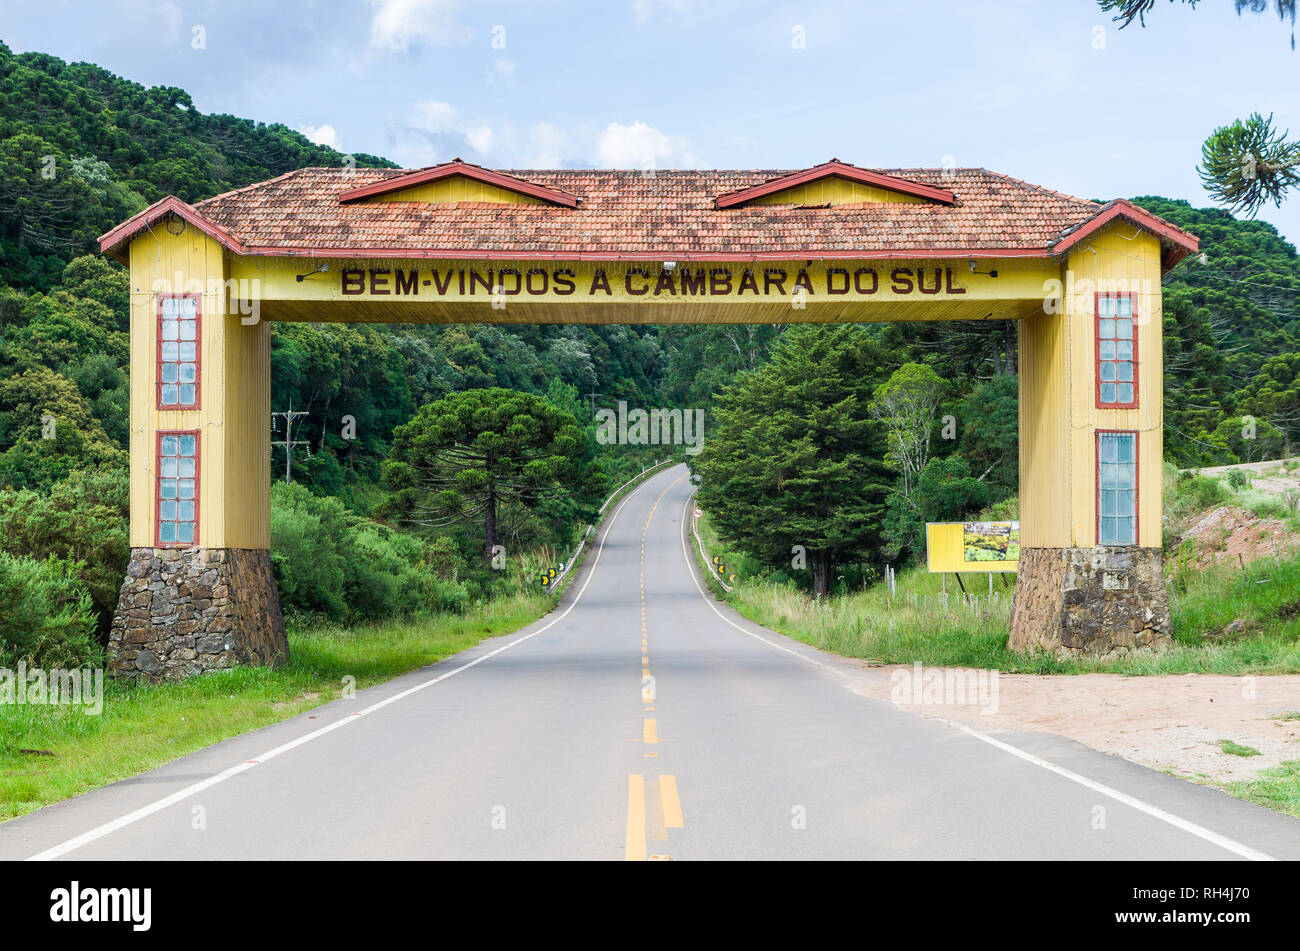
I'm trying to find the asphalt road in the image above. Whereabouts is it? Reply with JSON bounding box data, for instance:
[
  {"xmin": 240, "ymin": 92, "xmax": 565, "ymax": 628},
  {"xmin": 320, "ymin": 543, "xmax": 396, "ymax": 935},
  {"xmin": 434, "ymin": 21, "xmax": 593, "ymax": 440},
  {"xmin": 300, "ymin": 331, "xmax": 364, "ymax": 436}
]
[{"xmin": 4, "ymin": 463, "xmax": 1300, "ymax": 861}]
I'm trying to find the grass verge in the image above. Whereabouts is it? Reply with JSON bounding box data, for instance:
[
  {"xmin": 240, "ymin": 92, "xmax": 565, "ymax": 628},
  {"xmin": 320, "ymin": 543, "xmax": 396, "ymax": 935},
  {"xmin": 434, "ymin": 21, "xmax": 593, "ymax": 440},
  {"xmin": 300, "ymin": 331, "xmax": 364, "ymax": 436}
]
[
  {"xmin": 0, "ymin": 591, "xmax": 549, "ymax": 822},
  {"xmin": 1229, "ymin": 761, "xmax": 1300, "ymax": 818},
  {"xmin": 694, "ymin": 512, "xmax": 1300, "ymax": 676}
]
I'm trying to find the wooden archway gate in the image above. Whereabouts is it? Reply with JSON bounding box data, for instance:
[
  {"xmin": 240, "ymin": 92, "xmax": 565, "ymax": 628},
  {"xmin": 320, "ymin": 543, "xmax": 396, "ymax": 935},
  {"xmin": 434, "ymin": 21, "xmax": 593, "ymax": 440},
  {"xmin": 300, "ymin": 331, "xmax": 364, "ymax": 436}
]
[{"xmin": 98, "ymin": 160, "xmax": 1198, "ymax": 679}]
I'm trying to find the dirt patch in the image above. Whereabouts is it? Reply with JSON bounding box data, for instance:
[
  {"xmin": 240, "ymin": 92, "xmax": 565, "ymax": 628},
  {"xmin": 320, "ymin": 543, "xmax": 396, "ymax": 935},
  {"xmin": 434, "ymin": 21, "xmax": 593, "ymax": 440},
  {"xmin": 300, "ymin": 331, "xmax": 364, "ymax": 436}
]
[
  {"xmin": 1197, "ymin": 459, "xmax": 1300, "ymax": 498},
  {"xmin": 270, "ymin": 691, "xmax": 320, "ymax": 712},
  {"xmin": 847, "ymin": 665, "xmax": 1300, "ymax": 786},
  {"xmin": 1178, "ymin": 505, "xmax": 1293, "ymax": 569}
]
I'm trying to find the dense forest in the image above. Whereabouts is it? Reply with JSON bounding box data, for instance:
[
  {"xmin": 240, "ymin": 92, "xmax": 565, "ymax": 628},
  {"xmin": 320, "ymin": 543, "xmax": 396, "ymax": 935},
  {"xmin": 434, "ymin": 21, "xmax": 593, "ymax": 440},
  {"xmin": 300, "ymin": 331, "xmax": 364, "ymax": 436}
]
[{"xmin": 2, "ymin": 43, "xmax": 1298, "ymax": 662}]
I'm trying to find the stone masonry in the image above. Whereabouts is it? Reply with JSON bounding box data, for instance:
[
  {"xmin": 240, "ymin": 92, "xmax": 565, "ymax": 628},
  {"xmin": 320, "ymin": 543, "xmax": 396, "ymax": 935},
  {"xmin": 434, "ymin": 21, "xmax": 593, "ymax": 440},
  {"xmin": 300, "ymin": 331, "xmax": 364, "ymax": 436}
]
[
  {"xmin": 108, "ymin": 548, "xmax": 289, "ymax": 681},
  {"xmin": 1009, "ymin": 547, "xmax": 1171, "ymax": 659}
]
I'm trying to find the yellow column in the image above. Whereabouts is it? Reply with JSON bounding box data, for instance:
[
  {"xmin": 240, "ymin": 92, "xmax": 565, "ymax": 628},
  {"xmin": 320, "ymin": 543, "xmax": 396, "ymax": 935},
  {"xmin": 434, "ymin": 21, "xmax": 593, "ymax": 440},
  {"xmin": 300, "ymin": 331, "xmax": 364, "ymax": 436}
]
[
  {"xmin": 111, "ymin": 222, "xmax": 282, "ymax": 680},
  {"xmin": 1011, "ymin": 223, "xmax": 1168, "ymax": 654}
]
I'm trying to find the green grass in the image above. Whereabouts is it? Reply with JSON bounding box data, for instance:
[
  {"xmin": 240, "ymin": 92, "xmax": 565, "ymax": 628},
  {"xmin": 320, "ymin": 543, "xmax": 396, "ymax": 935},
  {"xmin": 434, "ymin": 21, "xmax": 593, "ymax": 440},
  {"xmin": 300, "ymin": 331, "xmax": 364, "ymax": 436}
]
[
  {"xmin": 1230, "ymin": 760, "xmax": 1300, "ymax": 817},
  {"xmin": 0, "ymin": 591, "xmax": 550, "ymax": 822},
  {"xmin": 1217, "ymin": 739, "xmax": 1262, "ymax": 757},
  {"xmin": 693, "ymin": 505, "xmax": 1300, "ymax": 676}
]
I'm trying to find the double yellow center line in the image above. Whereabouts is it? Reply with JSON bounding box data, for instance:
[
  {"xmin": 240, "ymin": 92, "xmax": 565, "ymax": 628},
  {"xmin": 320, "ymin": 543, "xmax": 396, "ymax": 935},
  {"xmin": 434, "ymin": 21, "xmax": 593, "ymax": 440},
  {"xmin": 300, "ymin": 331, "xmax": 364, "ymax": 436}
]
[{"xmin": 627, "ymin": 473, "xmax": 687, "ymax": 861}]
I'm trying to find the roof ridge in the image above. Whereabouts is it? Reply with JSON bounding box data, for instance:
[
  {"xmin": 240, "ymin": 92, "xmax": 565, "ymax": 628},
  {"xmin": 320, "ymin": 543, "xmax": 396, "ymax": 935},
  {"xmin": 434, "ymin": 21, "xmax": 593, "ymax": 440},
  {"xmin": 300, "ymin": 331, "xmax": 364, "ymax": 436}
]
[
  {"xmin": 193, "ymin": 166, "xmax": 318, "ymax": 209},
  {"xmin": 975, "ymin": 167, "xmax": 1100, "ymax": 209}
]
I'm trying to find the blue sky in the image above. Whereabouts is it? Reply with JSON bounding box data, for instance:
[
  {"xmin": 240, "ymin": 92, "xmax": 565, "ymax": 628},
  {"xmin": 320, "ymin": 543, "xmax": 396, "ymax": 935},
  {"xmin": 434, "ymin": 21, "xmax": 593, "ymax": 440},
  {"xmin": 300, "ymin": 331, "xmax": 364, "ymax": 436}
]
[{"xmin": 3, "ymin": 0, "xmax": 1298, "ymax": 244}]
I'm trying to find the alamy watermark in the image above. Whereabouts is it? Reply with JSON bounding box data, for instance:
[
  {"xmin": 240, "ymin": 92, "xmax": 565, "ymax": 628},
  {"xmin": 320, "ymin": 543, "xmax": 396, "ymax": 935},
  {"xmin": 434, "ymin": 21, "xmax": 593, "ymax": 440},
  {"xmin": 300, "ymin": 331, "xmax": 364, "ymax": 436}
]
[
  {"xmin": 0, "ymin": 662, "xmax": 104, "ymax": 714},
  {"xmin": 890, "ymin": 661, "xmax": 999, "ymax": 716},
  {"xmin": 595, "ymin": 401, "xmax": 704, "ymax": 455}
]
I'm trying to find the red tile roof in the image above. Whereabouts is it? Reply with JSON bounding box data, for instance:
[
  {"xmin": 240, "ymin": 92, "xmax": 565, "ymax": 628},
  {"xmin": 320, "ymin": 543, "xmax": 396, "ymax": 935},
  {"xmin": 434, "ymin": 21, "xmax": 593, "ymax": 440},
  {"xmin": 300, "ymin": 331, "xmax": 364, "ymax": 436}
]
[{"xmin": 100, "ymin": 162, "xmax": 1198, "ymax": 267}]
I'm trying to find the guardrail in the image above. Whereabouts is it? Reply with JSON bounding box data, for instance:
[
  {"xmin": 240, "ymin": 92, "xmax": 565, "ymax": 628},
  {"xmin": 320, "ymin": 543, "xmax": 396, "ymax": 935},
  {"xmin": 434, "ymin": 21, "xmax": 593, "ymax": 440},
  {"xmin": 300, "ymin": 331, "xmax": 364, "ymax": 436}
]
[
  {"xmin": 688, "ymin": 493, "xmax": 733, "ymax": 593},
  {"xmin": 541, "ymin": 459, "xmax": 677, "ymax": 593}
]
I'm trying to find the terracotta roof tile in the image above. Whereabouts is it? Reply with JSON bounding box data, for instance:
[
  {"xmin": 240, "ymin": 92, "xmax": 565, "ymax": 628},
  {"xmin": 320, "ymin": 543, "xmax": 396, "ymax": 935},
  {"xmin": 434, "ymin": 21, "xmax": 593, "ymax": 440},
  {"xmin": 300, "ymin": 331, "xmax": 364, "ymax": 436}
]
[{"xmin": 101, "ymin": 166, "xmax": 1198, "ymax": 263}]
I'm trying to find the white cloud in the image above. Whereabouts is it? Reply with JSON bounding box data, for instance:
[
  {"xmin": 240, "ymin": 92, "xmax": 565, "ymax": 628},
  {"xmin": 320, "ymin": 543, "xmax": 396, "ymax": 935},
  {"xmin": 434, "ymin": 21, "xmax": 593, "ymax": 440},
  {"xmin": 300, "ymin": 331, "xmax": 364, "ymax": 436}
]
[
  {"xmin": 492, "ymin": 58, "xmax": 517, "ymax": 83},
  {"xmin": 411, "ymin": 100, "xmax": 462, "ymax": 133},
  {"xmin": 521, "ymin": 123, "xmax": 568, "ymax": 168},
  {"xmin": 159, "ymin": 1, "xmax": 183, "ymax": 42},
  {"xmin": 297, "ymin": 123, "xmax": 341, "ymax": 150},
  {"xmin": 465, "ymin": 124, "xmax": 496, "ymax": 154},
  {"xmin": 595, "ymin": 121, "xmax": 699, "ymax": 169},
  {"xmin": 632, "ymin": 0, "xmax": 692, "ymax": 25},
  {"xmin": 366, "ymin": 0, "xmax": 473, "ymax": 53}
]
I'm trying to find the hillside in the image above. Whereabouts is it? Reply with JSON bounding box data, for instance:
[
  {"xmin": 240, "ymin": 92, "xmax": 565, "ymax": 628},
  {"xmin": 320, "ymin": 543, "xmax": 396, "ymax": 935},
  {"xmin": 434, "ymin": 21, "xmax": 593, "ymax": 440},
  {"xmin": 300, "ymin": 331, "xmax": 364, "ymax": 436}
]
[{"xmin": 0, "ymin": 41, "xmax": 395, "ymax": 291}]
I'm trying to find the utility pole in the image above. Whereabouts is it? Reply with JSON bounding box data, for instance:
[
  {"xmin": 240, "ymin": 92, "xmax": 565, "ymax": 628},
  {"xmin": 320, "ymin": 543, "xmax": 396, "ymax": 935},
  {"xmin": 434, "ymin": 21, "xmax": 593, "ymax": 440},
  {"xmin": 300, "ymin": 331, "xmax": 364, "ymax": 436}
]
[{"xmin": 271, "ymin": 398, "xmax": 311, "ymax": 484}]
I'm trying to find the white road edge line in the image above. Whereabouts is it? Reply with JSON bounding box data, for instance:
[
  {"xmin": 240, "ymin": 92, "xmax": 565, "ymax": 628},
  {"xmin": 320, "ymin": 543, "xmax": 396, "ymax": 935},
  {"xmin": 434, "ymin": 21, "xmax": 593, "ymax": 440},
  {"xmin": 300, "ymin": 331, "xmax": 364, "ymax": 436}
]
[
  {"xmin": 27, "ymin": 465, "xmax": 667, "ymax": 862},
  {"xmin": 678, "ymin": 490, "xmax": 839, "ymax": 674},
  {"xmin": 677, "ymin": 489, "xmax": 1277, "ymax": 862},
  {"xmin": 942, "ymin": 719, "xmax": 1275, "ymax": 861}
]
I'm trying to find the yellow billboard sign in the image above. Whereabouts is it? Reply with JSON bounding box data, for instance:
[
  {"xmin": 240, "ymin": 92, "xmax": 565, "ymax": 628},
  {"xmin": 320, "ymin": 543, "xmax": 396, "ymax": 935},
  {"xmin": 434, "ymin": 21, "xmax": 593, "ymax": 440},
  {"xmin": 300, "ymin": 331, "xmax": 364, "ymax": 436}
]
[{"xmin": 926, "ymin": 522, "xmax": 1020, "ymax": 573}]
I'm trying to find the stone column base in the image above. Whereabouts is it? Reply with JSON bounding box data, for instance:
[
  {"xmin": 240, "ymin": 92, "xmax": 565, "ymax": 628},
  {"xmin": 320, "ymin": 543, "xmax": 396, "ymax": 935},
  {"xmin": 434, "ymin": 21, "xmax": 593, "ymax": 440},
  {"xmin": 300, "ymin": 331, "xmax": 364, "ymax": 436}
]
[
  {"xmin": 108, "ymin": 548, "xmax": 289, "ymax": 681},
  {"xmin": 1009, "ymin": 547, "xmax": 1171, "ymax": 658}
]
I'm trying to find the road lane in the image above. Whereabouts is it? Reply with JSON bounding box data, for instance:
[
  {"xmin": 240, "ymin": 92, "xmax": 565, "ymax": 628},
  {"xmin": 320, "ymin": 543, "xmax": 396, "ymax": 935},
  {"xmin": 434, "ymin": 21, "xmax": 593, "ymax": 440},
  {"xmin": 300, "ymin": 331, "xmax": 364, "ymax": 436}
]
[{"xmin": 3, "ymin": 464, "xmax": 1300, "ymax": 860}]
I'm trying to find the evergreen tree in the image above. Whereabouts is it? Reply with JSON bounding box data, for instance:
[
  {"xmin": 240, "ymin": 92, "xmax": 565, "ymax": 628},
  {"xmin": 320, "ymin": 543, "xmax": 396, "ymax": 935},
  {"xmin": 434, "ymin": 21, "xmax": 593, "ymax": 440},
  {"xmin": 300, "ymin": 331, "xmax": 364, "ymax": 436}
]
[{"xmin": 695, "ymin": 326, "xmax": 893, "ymax": 597}]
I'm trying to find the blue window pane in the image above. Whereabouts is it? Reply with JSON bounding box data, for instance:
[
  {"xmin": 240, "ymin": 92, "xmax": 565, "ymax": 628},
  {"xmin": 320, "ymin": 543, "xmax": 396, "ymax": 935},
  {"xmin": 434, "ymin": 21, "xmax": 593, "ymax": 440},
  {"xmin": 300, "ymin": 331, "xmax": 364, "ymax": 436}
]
[
  {"xmin": 179, "ymin": 363, "xmax": 196, "ymax": 383},
  {"xmin": 180, "ymin": 435, "xmax": 196, "ymax": 456},
  {"xmin": 1100, "ymin": 362, "xmax": 1116, "ymax": 382},
  {"xmin": 1116, "ymin": 318, "xmax": 1132, "ymax": 339},
  {"xmin": 179, "ymin": 479, "xmax": 194, "ymax": 499},
  {"xmin": 161, "ymin": 341, "xmax": 179, "ymax": 361},
  {"xmin": 179, "ymin": 501, "xmax": 194, "ymax": 521},
  {"xmin": 1117, "ymin": 340, "xmax": 1133, "ymax": 361},
  {"xmin": 161, "ymin": 435, "xmax": 177, "ymax": 455},
  {"xmin": 160, "ymin": 480, "xmax": 177, "ymax": 499},
  {"xmin": 1098, "ymin": 432, "xmax": 1137, "ymax": 545},
  {"xmin": 179, "ymin": 320, "xmax": 196, "ymax": 341},
  {"xmin": 161, "ymin": 385, "xmax": 179, "ymax": 404},
  {"xmin": 159, "ymin": 521, "xmax": 176, "ymax": 543},
  {"xmin": 179, "ymin": 384, "xmax": 196, "ymax": 405},
  {"xmin": 1100, "ymin": 318, "xmax": 1115, "ymax": 339},
  {"xmin": 178, "ymin": 522, "xmax": 194, "ymax": 544},
  {"xmin": 160, "ymin": 500, "xmax": 177, "ymax": 521},
  {"xmin": 179, "ymin": 342, "xmax": 196, "ymax": 361},
  {"xmin": 1118, "ymin": 383, "xmax": 1134, "ymax": 404},
  {"xmin": 1100, "ymin": 340, "xmax": 1116, "ymax": 361},
  {"xmin": 161, "ymin": 363, "xmax": 178, "ymax": 383},
  {"xmin": 1117, "ymin": 362, "xmax": 1133, "ymax": 382},
  {"xmin": 1117, "ymin": 434, "xmax": 1134, "ymax": 462},
  {"xmin": 1098, "ymin": 297, "xmax": 1115, "ymax": 316},
  {"xmin": 1100, "ymin": 382, "xmax": 1116, "ymax": 404},
  {"xmin": 1116, "ymin": 297, "xmax": 1133, "ymax": 317}
]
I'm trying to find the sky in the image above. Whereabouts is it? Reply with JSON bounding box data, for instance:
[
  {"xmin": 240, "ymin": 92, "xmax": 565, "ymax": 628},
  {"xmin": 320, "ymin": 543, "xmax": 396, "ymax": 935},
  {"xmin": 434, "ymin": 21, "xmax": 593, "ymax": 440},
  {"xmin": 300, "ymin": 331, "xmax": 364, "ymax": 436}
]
[{"xmin": 2, "ymin": 0, "xmax": 1298, "ymax": 245}]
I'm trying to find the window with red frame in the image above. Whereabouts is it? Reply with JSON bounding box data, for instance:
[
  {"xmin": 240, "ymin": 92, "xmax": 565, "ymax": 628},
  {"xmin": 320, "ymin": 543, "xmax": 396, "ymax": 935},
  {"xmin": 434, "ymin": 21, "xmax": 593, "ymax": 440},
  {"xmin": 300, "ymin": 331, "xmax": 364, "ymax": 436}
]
[
  {"xmin": 157, "ymin": 432, "xmax": 199, "ymax": 546},
  {"xmin": 1096, "ymin": 293, "xmax": 1137, "ymax": 408},
  {"xmin": 1097, "ymin": 431, "xmax": 1137, "ymax": 546},
  {"xmin": 158, "ymin": 295, "xmax": 199, "ymax": 408}
]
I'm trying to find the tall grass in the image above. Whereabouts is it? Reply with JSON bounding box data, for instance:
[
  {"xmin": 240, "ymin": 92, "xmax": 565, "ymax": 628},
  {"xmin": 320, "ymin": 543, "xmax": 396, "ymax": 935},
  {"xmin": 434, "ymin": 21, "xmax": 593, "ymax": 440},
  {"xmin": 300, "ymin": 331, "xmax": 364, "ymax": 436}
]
[{"xmin": 698, "ymin": 504, "xmax": 1300, "ymax": 676}]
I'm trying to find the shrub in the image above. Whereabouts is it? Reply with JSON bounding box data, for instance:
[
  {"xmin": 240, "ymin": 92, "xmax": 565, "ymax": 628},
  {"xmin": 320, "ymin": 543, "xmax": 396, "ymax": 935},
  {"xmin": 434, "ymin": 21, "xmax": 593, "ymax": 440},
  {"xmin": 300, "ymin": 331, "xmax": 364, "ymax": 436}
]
[
  {"xmin": 0, "ymin": 552, "xmax": 102, "ymax": 668},
  {"xmin": 270, "ymin": 482, "xmax": 465, "ymax": 622},
  {"xmin": 0, "ymin": 467, "xmax": 129, "ymax": 636}
]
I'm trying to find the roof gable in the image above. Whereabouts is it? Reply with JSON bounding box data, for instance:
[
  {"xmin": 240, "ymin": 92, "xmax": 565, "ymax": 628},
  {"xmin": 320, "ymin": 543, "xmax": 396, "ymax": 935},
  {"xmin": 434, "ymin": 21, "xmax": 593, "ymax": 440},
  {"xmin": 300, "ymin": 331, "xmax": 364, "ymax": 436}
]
[
  {"xmin": 99, "ymin": 195, "xmax": 244, "ymax": 264},
  {"xmin": 337, "ymin": 159, "xmax": 580, "ymax": 208},
  {"xmin": 713, "ymin": 160, "xmax": 956, "ymax": 208}
]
